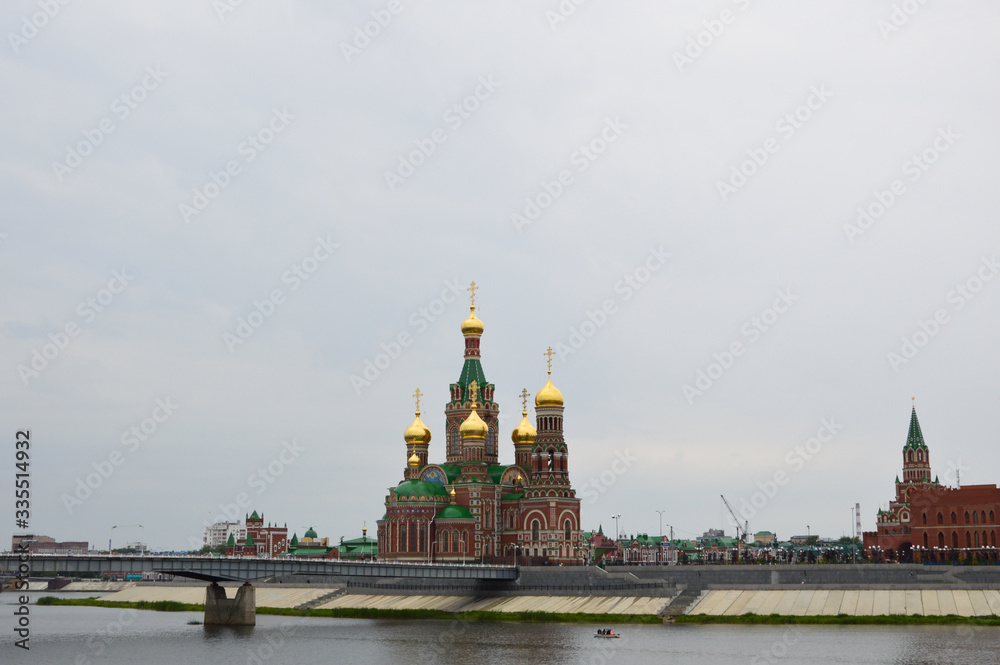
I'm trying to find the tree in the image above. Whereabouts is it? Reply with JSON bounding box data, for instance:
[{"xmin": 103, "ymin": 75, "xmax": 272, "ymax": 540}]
[{"xmin": 837, "ymin": 536, "xmax": 861, "ymax": 545}]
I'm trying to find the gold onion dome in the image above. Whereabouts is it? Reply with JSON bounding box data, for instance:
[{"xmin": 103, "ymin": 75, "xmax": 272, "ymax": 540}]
[
  {"xmin": 459, "ymin": 408, "xmax": 489, "ymax": 439},
  {"xmin": 512, "ymin": 410, "xmax": 537, "ymax": 445},
  {"xmin": 404, "ymin": 411, "xmax": 431, "ymax": 445},
  {"xmin": 461, "ymin": 306, "xmax": 484, "ymax": 336},
  {"xmin": 407, "ymin": 452, "xmax": 421, "ymax": 467},
  {"xmin": 535, "ymin": 376, "xmax": 564, "ymax": 407}
]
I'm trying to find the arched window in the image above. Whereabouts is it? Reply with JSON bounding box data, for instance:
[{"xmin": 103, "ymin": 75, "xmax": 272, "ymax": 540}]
[
  {"xmin": 965, "ymin": 511, "xmax": 971, "ymax": 524},
  {"xmin": 937, "ymin": 512, "xmax": 944, "ymax": 525},
  {"xmin": 532, "ymin": 519, "xmax": 540, "ymax": 541},
  {"xmin": 487, "ymin": 428, "xmax": 494, "ymax": 456},
  {"xmin": 974, "ymin": 512, "xmax": 979, "ymax": 525},
  {"xmin": 565, "ymin": 519, "xmax": 572, "ymax": 541},
  {"xmin": 992, "ymin": 531, "xmax": 997, "ymax": 547},
  {"xmin": 991, "ymin": 511, "xmax": 996, "ymax": 524},
  {"xmin": 966, "ymin": 532, "xmax": 972, "ymax": 548},
  {"xmin": 918, "ymin": 450, "xmax": 923, "ymax": 461},
  {"xmin": 410, "ymin": 524, "xmax": 417, "ymax": 552},
  {"xmin": 923, "ymin": 533, "xmax": 928, "ymax": 548},
  {"xmin": 908, "ymin": 451, "xmax": 914, "ymax": 462},
  {"xmin": 975, "ymin": 532, "xmax": 980, "ymax": 547},
  {"xmin": 952, "ymin": 532, "xmax": 959, "ymax": 548},
  {"xmin": 981, "ymin": 511, "xmax": 987, "ymax": 524},
  {"xmin": 400, "ymin": 524, "xmax": 407, "ymax": 552},
  {"xmin": 938, "ymin": 532, "xmax": 945, "ymax": 548},
  {"xmin": 922, "ymin": 513, "xmax": 927, "ymax": 525},
  {"xmin": 451, "ymin": 428, "xmax": 459, "ymax": 455},
  {"xmin": 951, "ymin": 512, "xmax": 957, "ymax": 525}
]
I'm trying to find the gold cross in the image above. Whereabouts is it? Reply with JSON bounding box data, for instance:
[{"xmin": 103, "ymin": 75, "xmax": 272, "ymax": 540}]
[
  {"xmin": 413, "ymin": 388, "xmax": 422, "ymax": 413},
  {"xmin": 520, "ymin": 388, "xmax": 530, "ymax": 411},
  {"xmin": 544, "ymin": 346, "xmax": 555, "ymax": 373},
  {"xmin": 468, "ymin": 281, "xmax": 478, "ymax": 308},
  {"xmin": 468, "ymin": 380, "xmax": 479, "ymax": 408}
]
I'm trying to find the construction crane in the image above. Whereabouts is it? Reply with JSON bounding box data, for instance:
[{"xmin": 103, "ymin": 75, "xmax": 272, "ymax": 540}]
[{"xmin": 720, "ymin": 495, "xmax": 748, "ymax": 545}]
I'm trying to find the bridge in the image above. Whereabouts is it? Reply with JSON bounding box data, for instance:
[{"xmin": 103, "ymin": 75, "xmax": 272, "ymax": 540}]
[{"xmin": 2, "ymin": 555, "xmax": 518, "ymax": 625}]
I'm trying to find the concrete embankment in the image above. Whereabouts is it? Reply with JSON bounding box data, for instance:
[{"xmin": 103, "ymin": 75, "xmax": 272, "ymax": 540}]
[
  {"xmin": 686, "ymin": 589, "xmax": 1000, "ymax": 617},
  {"xmin": 96, "ymin": 585, "xmax": 669, "ymax": 615}
]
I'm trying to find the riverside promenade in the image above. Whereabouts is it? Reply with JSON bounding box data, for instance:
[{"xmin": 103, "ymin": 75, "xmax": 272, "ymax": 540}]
[{"xmin": 43, "ymin": 564, "xmax": 1000, "ymax": 618}]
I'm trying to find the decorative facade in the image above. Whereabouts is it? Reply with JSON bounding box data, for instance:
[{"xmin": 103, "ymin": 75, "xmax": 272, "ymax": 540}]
[
  {"xmin": 376, "ymin": 284, "xmax": 584, "ymax": 565},
  {"xmin": 863, "ymin": 404, "xmax": 1000, "ymax": 560},
  {"xmin": 225, "ymin": 511, "xmax": 288, "ymax": 557}
]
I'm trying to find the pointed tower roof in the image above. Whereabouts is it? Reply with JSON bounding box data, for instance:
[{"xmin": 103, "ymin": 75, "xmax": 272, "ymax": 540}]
[
  {"xmin": 904, "ymin": 405, "xmax": 927, "ymax": 450},
  {"xmin": 245, "ymin": 533, "xmax": 255, "ymax": 547},
  {"xmin": 226, "ymin": 533, "xmax": 236, "ymax": 547},
  {"xmin": 290, "ymin": 533, "xmax": 299, "ymax": 547}
]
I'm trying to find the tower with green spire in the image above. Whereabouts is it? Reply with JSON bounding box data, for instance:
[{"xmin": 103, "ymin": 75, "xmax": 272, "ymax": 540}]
[{"xmin": 901, "ymin": 403, "xmax": 933, "ymax": 485}]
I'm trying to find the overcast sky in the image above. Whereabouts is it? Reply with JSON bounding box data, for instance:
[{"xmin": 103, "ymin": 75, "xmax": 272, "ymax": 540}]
[{"xmin": 2, "ymin": 2, "xmax": 999, "ymax": 552}]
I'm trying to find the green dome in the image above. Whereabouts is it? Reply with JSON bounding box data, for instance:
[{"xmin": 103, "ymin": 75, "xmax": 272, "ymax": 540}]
[
  {"xmin": 435, "ymin": 505, "xmax": 474, "ymax": 520},
  {"xmin": 304, "ymin": 527, "xmax": 318, "ymax": 539},
  {"xmin": 394, "ymin": 480, "xmax": 449, "ymax": 501}
]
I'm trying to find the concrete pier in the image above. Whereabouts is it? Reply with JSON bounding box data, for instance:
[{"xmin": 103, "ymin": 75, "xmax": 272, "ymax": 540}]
[{"xmin": 204, "ymin": 582, "xmax": 255, "ymax": 626}]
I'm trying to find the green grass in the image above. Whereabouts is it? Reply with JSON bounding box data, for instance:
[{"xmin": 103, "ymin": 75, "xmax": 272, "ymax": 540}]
[
  {"xmin": 675, "ymin": 613, "xmax": 1000, "ymax": 626},
  {"xmin": 34, "ymin": 597, "xmax": 661, "ymax": 624}
]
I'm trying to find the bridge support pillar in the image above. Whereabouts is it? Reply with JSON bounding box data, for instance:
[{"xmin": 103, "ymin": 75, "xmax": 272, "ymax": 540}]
[{"xmin": 204, "ymin": 582, "xmax": 255, "ymax": 626}]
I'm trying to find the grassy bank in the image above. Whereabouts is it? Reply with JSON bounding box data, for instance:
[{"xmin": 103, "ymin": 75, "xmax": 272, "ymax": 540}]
[
  {"xmin": 676, "ymin": 613, "xmax": 1000, "ymax": 626},
  {"xmin": 35, "ymin": 597, "xmax": 661, "ymax": 624}
]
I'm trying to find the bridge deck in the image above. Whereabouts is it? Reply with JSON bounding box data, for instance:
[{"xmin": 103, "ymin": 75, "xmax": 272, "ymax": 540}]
[{"xmin": 0, "ymin": 555, "xmax": 519, "ymax": 583}]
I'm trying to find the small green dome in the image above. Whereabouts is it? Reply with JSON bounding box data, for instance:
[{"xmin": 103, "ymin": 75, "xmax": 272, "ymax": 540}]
[
  {"xmin": 304, "ymin": 527, "xmax": 318, "ymax": 539},
  {"xmin": 436, "ymin": 505, "xmax": 474, "ymax": 520},
  {"xmin": 394, "ymin": 480, "xmax": 449, "ymax": 501}
]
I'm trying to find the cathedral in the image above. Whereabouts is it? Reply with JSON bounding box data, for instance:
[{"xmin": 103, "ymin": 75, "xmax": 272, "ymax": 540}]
[{"xmin": 376, "ymin": 284, "xmax": 584, "ymax": 564}]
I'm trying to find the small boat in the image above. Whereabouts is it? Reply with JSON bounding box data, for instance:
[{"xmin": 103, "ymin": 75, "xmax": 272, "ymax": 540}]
[{"xmin": 594, "ymin": 630, "xmax": 620, "ymax": 638}]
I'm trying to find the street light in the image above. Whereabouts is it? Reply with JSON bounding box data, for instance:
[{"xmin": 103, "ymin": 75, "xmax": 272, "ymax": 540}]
[
  {"xmin": 656, "ymin": 510, "xmax": 666, "ymax": 539},
  {"xmin": 611, "ymin": 514, "xmax": 621, "ymax": 541}
]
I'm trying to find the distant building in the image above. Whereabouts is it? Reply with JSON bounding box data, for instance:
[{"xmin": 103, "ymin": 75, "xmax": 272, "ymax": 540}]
[
  {"xmin": 863, "ymin": 405, "xmax": 1000, "ymax": 561},
  {"xmin": 338, "ymin": 528, "xmax": 378, "ymax": 560},
  {"xmin": 203, "ymin": 521, "xmax": 246, "ymax": 549},
  {"xmin": 287, "ymin": 527, "xmax": 338, "ymax": 559},
  {"xmin": 11, "ymin": 535, "xmax": 87, "ymax": 554},
  {"xmin": 701, "ymin": 529, "xmax": 725, "ymax": 539},
  {"xmin": 753, "ymin": 531, "xmax": 776, "ymax": 545},
  {"xmin": 788, "ymin": 535, "xmax": 813, "ymax": 545},
  {"xmin": 225, "ymin": 511, "xmax": 287, "ymax": 557}
]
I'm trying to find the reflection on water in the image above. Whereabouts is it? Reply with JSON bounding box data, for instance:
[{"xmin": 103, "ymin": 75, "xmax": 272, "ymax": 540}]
[{"xmin": 5, "ymin": 592, "xmax": 1000, "ymax": 665}]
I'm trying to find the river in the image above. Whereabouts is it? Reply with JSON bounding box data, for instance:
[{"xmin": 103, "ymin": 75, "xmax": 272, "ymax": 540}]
[{"xmin": 5, "ymin": 592, "xmax": 1000, "ymax": 664}]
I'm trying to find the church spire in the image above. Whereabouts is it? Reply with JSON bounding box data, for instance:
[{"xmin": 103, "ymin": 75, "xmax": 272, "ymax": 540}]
[{"xmin": 904, "ymin": 399, "xmax": 927, "ymax": 450}]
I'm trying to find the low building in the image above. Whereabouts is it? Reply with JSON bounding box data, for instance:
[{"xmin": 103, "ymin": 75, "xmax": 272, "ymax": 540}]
[
  {"xmin": 11, "ymin": 535, "xmax": 87, "ymax": 554},
  {"xmin": 287, "ymin": 527, "xmax": 338, "ymax": 559},
  {"xmin": 753, "ymin": 531, "xmax": 776, "ymax": 545},
  {"xmin": 225, "ymin": 511, "xmax": 288, "ymax": 557}
]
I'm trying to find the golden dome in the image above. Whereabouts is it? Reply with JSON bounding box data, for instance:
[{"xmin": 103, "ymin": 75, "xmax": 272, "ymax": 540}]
[
  {"xmin": 511, "ymin": 410, "xmax": 537, "ymax": 445},
  {"xmin": 407, "ymin": 452, "xmax": 420, "ymax": 467},
  {"xmin": 535, "ymin": 376, "xmax": 564, "ymax": 407},
  {"xmin": 459, "ymin": 408, "xmax": 488, "ymax": 439},
  {"xmin": 461, "ymin": 306, "xmax": 484, "ymax": 336},
  {"xmin": 403, "ymin": 412, "xmax": 431, "ymax": 445}
]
